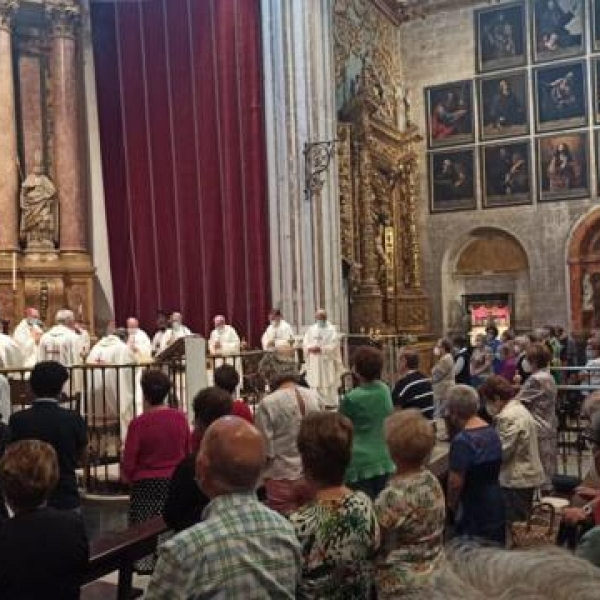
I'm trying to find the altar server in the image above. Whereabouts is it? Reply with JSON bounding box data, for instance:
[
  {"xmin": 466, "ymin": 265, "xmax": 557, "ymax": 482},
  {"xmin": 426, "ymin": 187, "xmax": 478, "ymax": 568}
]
[
  {"xmin": 13, "ymin": 307, "xmax": 43, "ymax": 368},
  {"xmin": 261, "ymin": 309, "xmax": 295, "ymax": 351},
  {"xmin": 87, "ymin": 329, "xmax": 136, "ymax": 440},
  {"xmin": 303, "ymin": 309, "xmax": 344, "ymax": 408},
  {"xmin": 126, "ymin": 317, "xmax": 152, "ymax": 362}
]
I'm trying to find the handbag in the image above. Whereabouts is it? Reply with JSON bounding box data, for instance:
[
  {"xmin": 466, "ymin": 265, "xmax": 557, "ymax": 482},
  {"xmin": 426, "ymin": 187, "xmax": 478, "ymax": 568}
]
[{"xmin": 511, "ymin": 502, "xmax": 559, "ymax": 549}]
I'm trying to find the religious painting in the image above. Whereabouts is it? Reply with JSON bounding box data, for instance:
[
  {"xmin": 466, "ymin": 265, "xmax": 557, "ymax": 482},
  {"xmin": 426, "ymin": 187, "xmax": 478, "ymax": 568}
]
[
  {"xmin": 478, "ymin": 71, "xmax": 529, "ymax": 141},
  {"xmin": 475, "ymin": 2, "xmax": 527, "ymax": 73},
  {"xmin": 426, "ymin": 81, "xmax": 474, "ymax": 148},
  {"xmin": 481, "ymin": 141, "xmax": 532, "ymax": 208},
  {"xmin": 532, "ymin": 0, "xmax": 585, "ymax": 63},
  {"xmin": 534, "ymin": 60, "xmax": 587, "ymax": 132},
  {"xmin": 537, "ymin": 131, "xmax": 589, "ymax": 202},
  {"xmin": 429, "ymin": 149, "xmax": 476, "ymax": 213}
]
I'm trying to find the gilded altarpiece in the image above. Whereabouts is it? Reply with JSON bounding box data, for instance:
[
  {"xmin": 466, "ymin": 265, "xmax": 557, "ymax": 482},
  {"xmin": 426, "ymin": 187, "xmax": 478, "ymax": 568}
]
[{"xmin": 334, "ymin": 0, "xmax": 430, "ymax": 335}]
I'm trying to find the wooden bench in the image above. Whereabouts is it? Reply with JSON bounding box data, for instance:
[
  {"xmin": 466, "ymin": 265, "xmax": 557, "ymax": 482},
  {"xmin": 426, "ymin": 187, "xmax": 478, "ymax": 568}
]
[{"xmin": 82, "ymin": 515, "xmax": 167, "ymax": 600}]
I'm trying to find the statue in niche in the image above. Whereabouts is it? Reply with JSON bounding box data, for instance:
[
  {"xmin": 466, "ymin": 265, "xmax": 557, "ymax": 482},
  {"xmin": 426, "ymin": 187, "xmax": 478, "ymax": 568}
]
[
  {"xmin": 19, "ymin": 151, "xmax": 58, "ymax": 251},
  {"xmin": 583, "ymin": 271, "xmax": 594, "ymax": 312}
]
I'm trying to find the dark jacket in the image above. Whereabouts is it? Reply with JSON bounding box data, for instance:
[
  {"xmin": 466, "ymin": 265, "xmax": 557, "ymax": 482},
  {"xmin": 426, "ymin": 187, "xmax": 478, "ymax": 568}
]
[{"xmin": 0, "ymin": 507, "xmax": 89, "ymax": 600}]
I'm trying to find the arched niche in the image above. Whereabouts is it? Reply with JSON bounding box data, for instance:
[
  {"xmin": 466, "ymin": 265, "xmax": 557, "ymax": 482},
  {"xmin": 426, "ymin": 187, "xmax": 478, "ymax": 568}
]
[
  {"xmin": 568, "ymin": 208, "xmax": 600, "ymax": 332},
  {"xmin": 442, "ymin": 227, "xmax": 531, "ymax": 334}
]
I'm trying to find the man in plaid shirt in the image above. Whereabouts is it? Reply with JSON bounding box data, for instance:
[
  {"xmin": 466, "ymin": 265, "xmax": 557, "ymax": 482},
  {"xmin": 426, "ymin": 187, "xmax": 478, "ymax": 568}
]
[{"xmin": 145, "ymin": 416, "xmax": 301, "ymax": 599}]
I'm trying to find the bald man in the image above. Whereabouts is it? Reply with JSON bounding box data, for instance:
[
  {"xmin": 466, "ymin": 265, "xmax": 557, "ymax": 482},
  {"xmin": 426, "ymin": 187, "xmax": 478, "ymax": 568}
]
[
  {"xmin": 126, "ymin": 317, "xmax": 152, "ymax": 362},
  {"xmin": 146, "ymin": 417, "xmax": 301, "ymax": 600}
]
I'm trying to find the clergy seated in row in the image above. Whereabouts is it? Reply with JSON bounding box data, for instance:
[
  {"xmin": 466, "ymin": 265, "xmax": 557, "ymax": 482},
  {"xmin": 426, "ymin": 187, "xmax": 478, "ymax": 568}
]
[
  {"xmin": 13, "ymin": 307, "xmax": 43, "ymax": 368},
  {"xmin": 86, "ymin": 328, "xmax": 137, "ymax": 445},
  {"xmin": 302, "ymin": 309, "xmax": 344, "ymax": 409},
  {"xmin": 261, "ymin": 309, "xmax": 295, "ymax": 351}
]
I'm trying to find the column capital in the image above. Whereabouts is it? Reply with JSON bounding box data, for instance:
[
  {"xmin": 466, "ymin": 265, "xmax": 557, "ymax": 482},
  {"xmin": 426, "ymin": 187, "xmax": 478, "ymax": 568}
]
[
  {"xmin": 0, "ymin": 0, "xmax": 19, "ymax": 32},
  {"xmin": 46, "ymin": 1, "xmax": 81, "ymax": 39}
]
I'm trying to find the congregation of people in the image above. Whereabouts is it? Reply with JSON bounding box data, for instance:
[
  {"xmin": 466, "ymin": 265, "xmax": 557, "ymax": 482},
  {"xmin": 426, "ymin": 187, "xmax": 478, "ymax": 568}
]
[{"xmin": 4, "ymin": 314, "xmax": 600, "ymax": 598}]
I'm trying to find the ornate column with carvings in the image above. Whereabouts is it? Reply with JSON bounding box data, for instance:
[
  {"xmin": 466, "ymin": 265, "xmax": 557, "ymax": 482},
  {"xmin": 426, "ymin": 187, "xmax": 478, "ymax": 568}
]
[
  {"xmin": 0, "ymin": 0, "xmax": 19, "ymax": 252},
  {"xmin": 47, "ymin": 0, "xmax": 86, "ymax": 254},
  {"xmin": 261, "ymin": 0, "xmax": 343, "ymax": 331}
]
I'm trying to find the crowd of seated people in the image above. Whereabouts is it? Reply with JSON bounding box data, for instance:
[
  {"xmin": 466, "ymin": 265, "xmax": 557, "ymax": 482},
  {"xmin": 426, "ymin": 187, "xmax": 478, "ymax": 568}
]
[{"xmin": 4, "ymin": 330, "xmax": 600, "ymax": 599}]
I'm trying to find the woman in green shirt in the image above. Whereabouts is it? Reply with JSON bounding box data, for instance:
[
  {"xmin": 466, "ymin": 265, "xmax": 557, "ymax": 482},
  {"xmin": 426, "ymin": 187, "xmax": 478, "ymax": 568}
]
[{"xmin": 340, "ymin": 346, "xmax": 395, "ymax": 498}]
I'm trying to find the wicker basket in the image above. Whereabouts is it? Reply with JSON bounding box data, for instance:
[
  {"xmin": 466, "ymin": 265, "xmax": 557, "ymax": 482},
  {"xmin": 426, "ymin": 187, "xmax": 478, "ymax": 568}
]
[{"xmin": 511, "ymin": 502, "xmax": 559, "ymax": 549}]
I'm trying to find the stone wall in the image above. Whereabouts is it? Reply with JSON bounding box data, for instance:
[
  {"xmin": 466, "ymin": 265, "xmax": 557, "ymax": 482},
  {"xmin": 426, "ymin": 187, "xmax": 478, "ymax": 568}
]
[{"xmin": 399, "ymin": 2, "xmax": 596, "ymax": 334}]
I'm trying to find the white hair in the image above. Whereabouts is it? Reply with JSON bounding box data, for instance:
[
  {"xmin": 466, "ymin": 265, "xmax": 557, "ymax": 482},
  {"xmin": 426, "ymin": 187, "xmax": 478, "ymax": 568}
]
[
  {"xmin": 55, "ymin": 309, "xmax": 74, "ymax": 324},
  {"xmin": 417, "ymin": 542, "xmax": 600, "ymax": 599},
  {"xmin": 446, "ymin": 385, "xmax": 479, "ymax": 420}
]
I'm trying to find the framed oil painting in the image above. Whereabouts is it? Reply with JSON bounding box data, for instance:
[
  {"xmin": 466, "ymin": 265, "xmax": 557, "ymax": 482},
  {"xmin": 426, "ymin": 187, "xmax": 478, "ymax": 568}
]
[
  {"xmin": 429, "ymin": 149, "xmax": 477, "ymax": 213},
  {"xmin": 481, "ymin": 141, "xmax": 532, "ymax": 208},
  {"xmin": 475, "ymin": 2, "xmax": 527, "ymax": 73},
  {"xmin": 426, "ymin": 81, "xmax": 474, "ymax": 148},
  {"xmin": 478, "ymin": 71, "xmax": 529, "ymax": 141},
  {"xmin": 537, "ymin": 131, "xmax": 589, "ymax": 202},
  {"xmin": 532, "ymin": 0, "xmax": 585, "ymax": 63},
  {"xmin": 534, "ymin": 60, "xmax": 587, "ymax": 132}
]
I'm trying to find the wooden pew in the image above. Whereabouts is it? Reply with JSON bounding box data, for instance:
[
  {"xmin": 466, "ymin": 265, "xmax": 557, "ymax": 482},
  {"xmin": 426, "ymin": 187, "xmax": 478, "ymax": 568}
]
[{"xmin": 83, "ymin": 515, "xmax": 167, "ymax": 600}]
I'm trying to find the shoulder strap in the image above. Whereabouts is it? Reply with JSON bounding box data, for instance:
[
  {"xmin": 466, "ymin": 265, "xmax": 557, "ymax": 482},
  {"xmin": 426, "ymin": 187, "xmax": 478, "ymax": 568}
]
[{"xmin": 294, "ymin": 386, "xmax": 306, "ymax": 416}]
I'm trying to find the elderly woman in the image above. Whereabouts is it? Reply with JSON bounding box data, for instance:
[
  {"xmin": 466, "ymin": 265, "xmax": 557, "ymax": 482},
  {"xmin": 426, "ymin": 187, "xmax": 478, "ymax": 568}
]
[
  {"xmin": 446, "ymin": 385, "xmax": 505, "ymax": 544},
  {"xmin": 374, "ymin": 409, "xmax": 445, "ymax": 598},
  {"xmin": 0, "ymin": 440, "xmax": 89, "ymax": 600},
  {"xmin": 255, "ymin": 369, "xmax": 322, "ymax": 514},
  {"xmin": 341, "ymin": 346, "xmax": 395, "ymax": 499},
  {"xmin": 513, "ymin": 335, "xmax": 532, "ymax": 384},
  {"xmin": 431, "ymin": 338, "xmax": 455, "ymax": 417},
  {"xmin": 122, "ymin": 370, "xmax": 191, "ymax": 572},
  {"xmin": 516, "ymin": 343, "xmax": 557, "ymax": 491},
  {"xmin": 290, "ymin": 412, "xmax": 379, "ymax": 599},
  {"xmin": 470, "ymin": 334, "xmax": 493, "ymax": 388},
  {"xmin": 479, "ymin": 376, "xmax": 544, "ymax": 524}
]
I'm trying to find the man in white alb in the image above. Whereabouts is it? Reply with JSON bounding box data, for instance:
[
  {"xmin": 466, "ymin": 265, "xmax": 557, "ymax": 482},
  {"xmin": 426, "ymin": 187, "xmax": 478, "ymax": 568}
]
[
  {"xmin": 126, "ymin": 317, "xmax": 152, "ymax": 362},
  {"xmin": 0, "ymin": 332, "xmax": 23, "ymax": 370},
  {"xmin": 261, "ymin": 309, "xmax": 295, "ymax": 351},
  {"xmin": 158, "ymin": 312, "xmax": 192, "ymax": 354},
  {"xmin": 303, "ymin": 309, "xmax": 344, "ymax": 409},
  {"xmin": 87, "ymin": 328, "xmax": 136, "ymax": 441},
  {"xmin": 209, "ymin": 315, "xmax": 243, "ymax": 390},
  {"xmin": 38, "ymin": 309, "xmax": 80, "ymax": 367},
  {"xmin": 13, "ymin": 307, "xmax": 43, "ymax": 368}
]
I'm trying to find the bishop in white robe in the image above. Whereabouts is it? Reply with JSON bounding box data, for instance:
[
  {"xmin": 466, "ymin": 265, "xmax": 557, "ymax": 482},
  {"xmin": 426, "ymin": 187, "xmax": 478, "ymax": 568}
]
[
  {"xmin": 126, "ymin": 317, "xmax": 152, "ymax": 362},
  {"xmin": 261, "ymin": 309, "xmax": 295, "ymax": 351},
  {"xmin": 302, "ymin": 309, "xmax": 344, "ymax": 408},
  {"xmin": 87, "ymin": 331, "xmax": 136, "ymax": 442},
  {"xmin": 13, "ymin": 307, "xmax": 43, "ymax": 368}
]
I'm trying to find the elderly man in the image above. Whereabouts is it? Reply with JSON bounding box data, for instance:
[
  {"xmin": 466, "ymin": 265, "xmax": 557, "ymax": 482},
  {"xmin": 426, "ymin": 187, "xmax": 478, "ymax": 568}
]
[
  {"xmin": 156, "ymin": 312, "xmax": 192, "ymax": 355},
  {"xmin": 261, "ymin": 309, "xmax": 294, "ymax": 351},
  {"xmin": 208, "ymin": 315, "xmax": 243, "ymax": 389},
  {"xmin": 302, "ymin": 309, "xmax": 343, "ymax": 408},
  {"xmin": 13, "ymin": 307, "xmax": 43, "ymax": 368},
  {"xmin": 146, "ymin": 417, "xmax": 301, "ymax": 599},
  {"xmin": 391, "ymin": 346, "xmax": 434, "ymax": 418},
  {"xmin": 86, "ymin": 328, "xmax": 136, "ymax": 441},
  {"xmin": 38, "ymin": 310, "xmax": 81, "ymax": 367},
  {"xmin": 126, "ymin": 317, "xmax": 152, "ymax": 362}
]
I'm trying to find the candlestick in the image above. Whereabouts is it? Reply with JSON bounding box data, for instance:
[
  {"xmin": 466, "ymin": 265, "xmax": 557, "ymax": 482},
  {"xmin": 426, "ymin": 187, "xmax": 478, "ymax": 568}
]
[{"xmin": 11, "ymin": 252, "xmax": 16, "ymax": 291}]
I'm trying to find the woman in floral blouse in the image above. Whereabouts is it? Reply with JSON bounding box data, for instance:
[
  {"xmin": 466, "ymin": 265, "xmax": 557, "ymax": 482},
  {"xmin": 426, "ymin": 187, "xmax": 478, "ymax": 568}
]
[
  {"xmin": 374, "ymin": 409, "xmax": 446, "ymax": 598},
  {"xmin": 289, "ymin": 411, "xmax": 380, "ymax": 599}
]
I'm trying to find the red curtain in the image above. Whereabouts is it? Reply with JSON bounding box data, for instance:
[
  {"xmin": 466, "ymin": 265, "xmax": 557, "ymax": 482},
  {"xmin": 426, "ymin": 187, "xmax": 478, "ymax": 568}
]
[{"xmin": 91, "ymin": 0, "xmax": 270, "ymax": 344}]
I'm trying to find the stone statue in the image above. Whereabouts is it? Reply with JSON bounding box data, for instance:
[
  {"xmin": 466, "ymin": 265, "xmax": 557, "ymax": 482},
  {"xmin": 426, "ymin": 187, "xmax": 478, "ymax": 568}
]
[
  {"xmin": 583, "ymin": 271, "xmax": 594, "ymax": 312},
  {"xmin": 19, "ymin": 151, "xmax": 58, "ymax": 251}
]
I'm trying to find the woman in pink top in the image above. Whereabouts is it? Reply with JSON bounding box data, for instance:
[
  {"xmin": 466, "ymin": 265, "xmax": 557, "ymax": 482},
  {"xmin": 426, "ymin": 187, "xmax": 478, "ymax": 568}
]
[{"xmin": 121, "ymin": 369, "xmax": 190, "ymax": 573}]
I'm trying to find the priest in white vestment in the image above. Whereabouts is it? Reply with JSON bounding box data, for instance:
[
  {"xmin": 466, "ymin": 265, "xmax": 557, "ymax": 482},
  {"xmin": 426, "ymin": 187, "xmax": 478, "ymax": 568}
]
[
  {"xmin": 126, "ymin": 317, "xmax": 152, "ymax": 362},
  {"xmin": 87, "ymin": 329, "xmax": 136, "ymax": 442},
  {"xmin": 151, "ymin": 311, "xmax": 169, "ymax": 356},
  {"xmin": 208, "ymin": 315, "xmax": 243, "ymax": 390},
  {"xmin": 0, "ymin": 333, "xmax": 24, "ymax": 370},
  {"xmin": 303, "ymin": 309, "xmax": 344, "ymax": 408},
  {"xmin": 261, "ymin": 309, "xmax": 295, "ymax": 351},
  {"xmin": 157, "ymin": 312, "xmax": 192, "ymax": 354},
  {"xmin": 13, "ymin": 307, "xmax": 43, "ymax": 368}
]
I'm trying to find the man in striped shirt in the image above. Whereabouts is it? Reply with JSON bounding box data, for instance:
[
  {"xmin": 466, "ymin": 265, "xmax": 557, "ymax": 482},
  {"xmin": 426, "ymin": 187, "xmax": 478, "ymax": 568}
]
[{"xmin": 391, "ymin": 347, "xmax": 434, "ymax": 419}]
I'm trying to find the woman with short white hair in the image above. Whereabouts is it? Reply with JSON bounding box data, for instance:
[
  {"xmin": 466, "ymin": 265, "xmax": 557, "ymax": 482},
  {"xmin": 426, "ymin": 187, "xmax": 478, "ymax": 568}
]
[{"xmin": 446, "ymin": 385, "xmax": 505, "ymax": 544}]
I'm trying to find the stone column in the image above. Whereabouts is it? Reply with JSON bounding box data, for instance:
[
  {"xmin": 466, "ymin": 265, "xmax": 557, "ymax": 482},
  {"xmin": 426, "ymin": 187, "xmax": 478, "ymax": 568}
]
[
  {"xmin": 0, "ymin": 0, "xmax": 19, "ymax": 252},
  {"xmin": 47, "ymin": 1, "xmax": 86, "ymax": 253},
  {"xmin": 261, "ymin": 0, "xmax": 343, "ymax": 332}
]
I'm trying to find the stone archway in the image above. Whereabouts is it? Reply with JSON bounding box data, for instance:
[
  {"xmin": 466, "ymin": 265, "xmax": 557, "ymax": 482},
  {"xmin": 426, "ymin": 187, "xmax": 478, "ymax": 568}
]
[
  {"xmin": 568, "ymin": 208, "xmax": 600, "ymax": 332},
  {"xmin": 442, "ymin": 227, "xmax": 532, "ymax": 334}
]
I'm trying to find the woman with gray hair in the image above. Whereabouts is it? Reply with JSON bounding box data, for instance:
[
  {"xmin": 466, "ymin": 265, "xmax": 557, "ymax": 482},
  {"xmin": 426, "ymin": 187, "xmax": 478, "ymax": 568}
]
[{"xmin": 446, "ymin": 385, "xmax": 505, "ymax": 544}]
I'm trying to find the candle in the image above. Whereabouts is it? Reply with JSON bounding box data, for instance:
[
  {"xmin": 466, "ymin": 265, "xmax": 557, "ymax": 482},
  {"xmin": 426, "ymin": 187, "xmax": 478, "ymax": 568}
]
[{"xmin": 11, "ymin": 252, "xmax": 16, "ymax": 291}]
